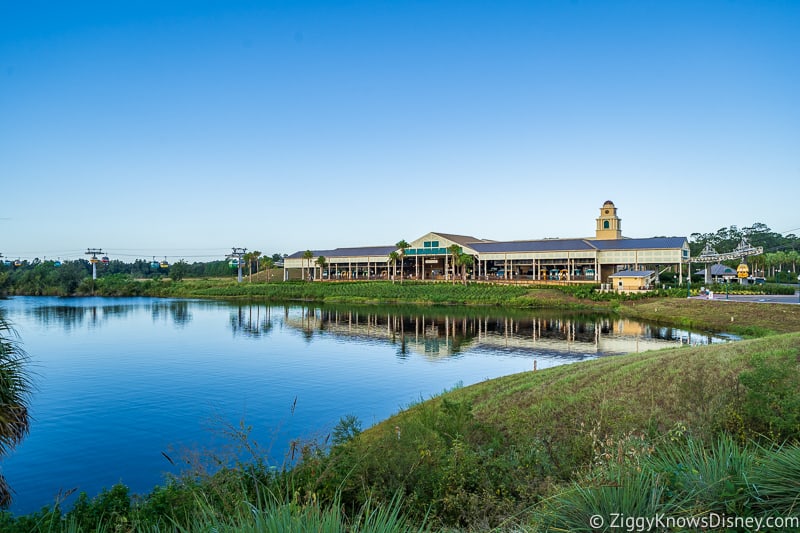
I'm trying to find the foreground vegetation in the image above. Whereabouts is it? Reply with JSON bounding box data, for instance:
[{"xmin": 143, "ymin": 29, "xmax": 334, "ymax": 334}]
[{"xmin": 1, "ymin": 327, "xmax": 798, "ymax": 531}]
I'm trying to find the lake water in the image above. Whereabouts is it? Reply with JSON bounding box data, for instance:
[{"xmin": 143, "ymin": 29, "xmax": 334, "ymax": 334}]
[{"xmin": 0, "ymin": 296, "xmax": 729, "ymax": 515}]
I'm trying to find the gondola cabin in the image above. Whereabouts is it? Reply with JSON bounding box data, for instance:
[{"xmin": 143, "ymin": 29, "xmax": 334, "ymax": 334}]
[
  {"xmin": 89, "ymin": 256, "xmax": 99, "ymax": 264},
  {"xmin": 53, "ymin": 260, "xmax": 62, "ymax": 267},
  {"xmin": 229, "ymin": 259, "xmax": 243, "ymax": 268},
  {"xmin": 101, "ymin": 256, "xmax": 110, "ymax": 265},
  {"xmin": 737, "ymin": 263, "xmax": 749, "ymax": 279},
  {"xmin": 150, "ymin": 259, "xmax": 160, "ymax": 269},
  {"xmin": 2, "ymin": 260, "xmax": 11, "ymax": 267},
  {"xmin": 159, "ymin": 259, "xmax": 169, "ymax": 269},
  {"xmin": 13, "ymin": 260, "xmax": 21, "ymax": 267}
]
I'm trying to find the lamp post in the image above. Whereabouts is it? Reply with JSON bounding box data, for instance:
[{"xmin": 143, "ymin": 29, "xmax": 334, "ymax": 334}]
[{"xmin": 687, "ymin": 268, "xmax": 691, "ymax": 298}]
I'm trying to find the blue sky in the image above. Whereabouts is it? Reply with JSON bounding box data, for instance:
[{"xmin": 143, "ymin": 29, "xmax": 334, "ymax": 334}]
[{"xmin": 2, "ymin": 1, "xmax": 798, "ymax": 262}]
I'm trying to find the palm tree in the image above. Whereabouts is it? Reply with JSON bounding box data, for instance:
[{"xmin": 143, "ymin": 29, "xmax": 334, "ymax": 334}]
[
  {"xmin": 448, "ymin": 244, "xmax": 461, "ymax": 285},
  {"xmin": 261, "ymin": 257, "xmax": 275, "ymax": 282},
  {"xmin": 315, "ymin": 255, "xmax": 327, "ymax": 281},
  {"xmin": 455, "ymin": 251, "xmax": 472, "ymax": 285},
  {"xmin": 243, "ymin": 252, "xmax": 254, "ymax": 282},
  {"xmin": 251, "ymin": 250, "xmax": 262, "ymax": 281},
  {"xmin": 0, "ymin": 314, "xmax": 33, "ymax": 507},
  {"xmin": 395, "ymin": 240, "xmax": 410, "ymax": 283},
  {"xmin": 303, "ymin": 250, "xmax": 314, "ymax": 281},
  {"xmin": 388, "ymin": 251, "xmax": 400, "ymax": 283}
]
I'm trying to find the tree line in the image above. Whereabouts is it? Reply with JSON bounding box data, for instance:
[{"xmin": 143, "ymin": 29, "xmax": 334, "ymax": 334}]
[
  {"xmin": 0, "ymin": 253, "xmax": 287, "ymax": 296},
  {"xmin": 689, "ymin": 222, "xmax": 800, "ymax": 279}
]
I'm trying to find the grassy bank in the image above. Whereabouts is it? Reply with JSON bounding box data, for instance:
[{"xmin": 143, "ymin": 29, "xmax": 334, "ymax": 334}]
[
  {"xmin": 290, "ymin": 332, "xmax": 800, "ymax": 529},
  {"xmin": 618, "ymin": 297, "xmax": 800, "ymax": 336},
  {"xmin": 84, "ymin": 275, "xmax": 800, "ymax": 337}
]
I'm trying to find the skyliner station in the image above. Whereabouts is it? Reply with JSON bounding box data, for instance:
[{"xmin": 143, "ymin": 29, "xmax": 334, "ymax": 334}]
[{"xmin": 284, "ymin": 201, "xmax": 691, "ymax": 287}]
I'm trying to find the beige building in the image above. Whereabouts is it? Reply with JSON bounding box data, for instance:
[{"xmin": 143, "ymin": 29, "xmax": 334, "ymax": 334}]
[
  {"xmin": 284, "ymin": 201, "xmax": 690, "ymax": 284},
  {"xmin": 608, "ymin": 270, "xmax": 657, "ymax": 292}
]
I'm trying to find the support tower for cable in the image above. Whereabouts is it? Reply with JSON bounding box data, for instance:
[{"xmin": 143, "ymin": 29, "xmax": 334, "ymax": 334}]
[
  {"xmin": 227, "ymin": 247, "xmax": 247, "ymax": 283},
  {"xmin": 692, "ymin": 237, "xmax": 763, "ymax": 284},
  {"xmin": 85, "ymin": 248, "xmax": 105, "ymax": 280}
]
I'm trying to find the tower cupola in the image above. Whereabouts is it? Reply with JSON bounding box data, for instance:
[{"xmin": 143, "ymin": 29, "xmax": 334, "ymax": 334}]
[{"xmin": 595, "ymin": 200, "xmax": 622, "ymax": 240}]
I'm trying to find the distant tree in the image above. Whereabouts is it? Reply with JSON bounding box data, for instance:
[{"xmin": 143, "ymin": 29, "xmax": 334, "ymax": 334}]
[
  {"xmin": 315, "ymin": 255, "xmax": 327, "ymax": 281},
  {"xmin": 0, "ymin": 314, "xmax": 33, "ymax": 507},
  {"xmin": 455, "ymin": 251, "xmax": 472, "ymax": 285},
  {"xmin": 261, "ymin": 257, "xmax": 275, "ymax": 282},
  {"xmin": 170, "ymin": 260, "xmax": 188, "ymax": 282},
  {"xmin": 448, "ymin": 244, "xmax": 462, "ymax": 285},
  {"xmin": 272, "ymin": 253, "xmax": 283, "ymax": 263},
  {"xmin": 395, "ymin": 240, "xmax": 410, "ymax": 283},
  {"xmin": 388, "ymin": 251, "xmax": 400, "ymax": 283},
  {"xmin": 250, "ymin": 251, "xmax": 262, "ymax": 281},
  {"xmin": 303, "ymin": 250, "xmax": 314, "ymax": 281}
]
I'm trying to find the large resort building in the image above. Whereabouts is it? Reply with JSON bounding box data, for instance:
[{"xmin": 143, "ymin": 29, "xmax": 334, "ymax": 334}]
[{"xmin": 284, "ymin": 201, "xmax": 691, "ymax": 287}]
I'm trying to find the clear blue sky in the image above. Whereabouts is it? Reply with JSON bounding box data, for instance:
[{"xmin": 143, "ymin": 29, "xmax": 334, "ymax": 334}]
[{"xmin": 2, "ymin": 1, "xmax": 798, "ymax": 262}]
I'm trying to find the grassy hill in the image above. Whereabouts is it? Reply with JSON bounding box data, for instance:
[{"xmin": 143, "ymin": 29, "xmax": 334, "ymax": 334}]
[{"xmin": 279, "ymin": 329, "xmax": 800, "ymax": 530}]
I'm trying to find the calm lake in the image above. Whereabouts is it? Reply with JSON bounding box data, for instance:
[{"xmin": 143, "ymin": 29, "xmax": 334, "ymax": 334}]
[{"xmin": 0, "ymin": 296, "xmax": 729, "ymax": 515}]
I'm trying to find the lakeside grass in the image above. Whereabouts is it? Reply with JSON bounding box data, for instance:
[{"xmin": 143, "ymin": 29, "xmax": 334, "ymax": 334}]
[
  {"xmin": 114, "ymin": 276, "xmax": 800, "ymax": 336},
  {"xmin": 291, "ymin": 332, "xmax": 800, "ymax": 530},
  {"xmin": 618, "ymin": 297, "xmax": 800, "ymax": 336}
]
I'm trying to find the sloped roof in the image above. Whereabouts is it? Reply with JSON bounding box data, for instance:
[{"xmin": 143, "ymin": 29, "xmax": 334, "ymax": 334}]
[
  {"xmin": 287, "ymin": 236, "xmax": 688, "ymax": 260},
  {"xmin": 590, "ymin": 237, "xmax": 687, "ymax": 250},
  {"xmin": 609, "ymin": 270, "xmax": 656, "ymax": 278},
  {"xmin": 694, "ymin": 264, "xmax": 737, "ymax": 276},
  {"xmin": 470, "ymin": 239, "xmax": 597, "ymax": 253},
  {"xmin": 430, "ymin": 232, "xmax": 491, "ymax": 246},
  {"xmin": 287, "ymin": 246, "xmax": 396, "ymax": 259}
]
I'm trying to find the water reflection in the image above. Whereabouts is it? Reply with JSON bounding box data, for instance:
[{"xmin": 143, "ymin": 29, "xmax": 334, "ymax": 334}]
[
  {"xmin": 229, "ymin": 305, "xmax": 273, "ymax": 338},
  {"xmin": 279, "ymin": 306, "xmax": 727, "ymax": 358},
  {"xmin": 25, "ymin": 299, "xmax": 193, "ymax": 330}
]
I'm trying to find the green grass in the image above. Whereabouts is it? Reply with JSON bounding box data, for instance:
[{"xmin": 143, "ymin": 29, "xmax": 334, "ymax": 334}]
[{"xmin": 288, "ymin": 333, "xmax": 800, "ymax": 529}]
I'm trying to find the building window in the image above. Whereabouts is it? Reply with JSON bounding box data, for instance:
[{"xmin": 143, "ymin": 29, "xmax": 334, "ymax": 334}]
[{"xmin": 603, "ymin": 221, "xmax": 610, "ymax": 229}]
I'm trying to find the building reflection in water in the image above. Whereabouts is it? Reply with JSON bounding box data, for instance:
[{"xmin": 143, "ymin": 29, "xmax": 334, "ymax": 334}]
[{"xmin": 280, "ymin": 306, "xmax": 727, "ymax": 359}]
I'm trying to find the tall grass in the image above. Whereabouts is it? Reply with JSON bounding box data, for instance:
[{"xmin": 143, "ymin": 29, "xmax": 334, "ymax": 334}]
[{"xmin": 535, "ymin": 435, "xmax": 800, "ymax": 532}]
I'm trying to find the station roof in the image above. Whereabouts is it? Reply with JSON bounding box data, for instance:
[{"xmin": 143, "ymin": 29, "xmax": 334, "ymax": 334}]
[
  {"xmin": 287, "ymin": 236, "xmax": 688, "ymax": 259},
  {"xmin": 471, "ymin": 236, "xmax": 687, "ymax": 254},
  {"xmin": 430, "ymin": 232, "xmax": 493, "ymax": 247},
  {"xmin": 470, "ymin": 239, "xmax": 596, "ymax": 253},
  {"xmin": 286, "ymin": 245, "xmax": 396, "ymax": 259},
  {"xmin": 589, "ymin": 237, "xmax": 687, "ymax": 250}
]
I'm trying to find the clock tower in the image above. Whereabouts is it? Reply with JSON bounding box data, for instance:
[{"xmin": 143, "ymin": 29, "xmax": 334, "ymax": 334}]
[{"xmin": 595, "ymin": 200, "xmax": 622, "ymax": 240}]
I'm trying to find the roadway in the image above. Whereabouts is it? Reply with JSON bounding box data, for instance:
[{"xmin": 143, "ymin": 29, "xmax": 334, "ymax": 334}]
[{"xmin": 690, "ymin": 290, "xmax": 800, "ymax": 305}]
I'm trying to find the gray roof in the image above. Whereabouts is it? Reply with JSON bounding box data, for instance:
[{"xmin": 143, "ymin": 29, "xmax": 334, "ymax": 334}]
[
  {"xmin": 287, "ymin": 246, "xmax": 396, "ymax": 259},
  {"xmin": 431, "ymin": 232, "xmax": 491, "ymax": 246},
  {"xmin": 610, "ymin": 270, "xmax": 656, "ymax": 277},
  {"xmin": 694, "ymin": 264, "xmax": 737, "ymax": 276},
  {"xmin": 470, "ymin": 239, "xmax": 597, "ymax": 253},
  {"xmin": 287, "ymin": 236, "xmax": 688, "ymax": 260},
  {"xmin": 589, "ymin": 237, "xmax": 687, "ymax": 250},
  {"xmin": 470, "ymin": 236, "xmax": 686, "ymax": 254}
]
